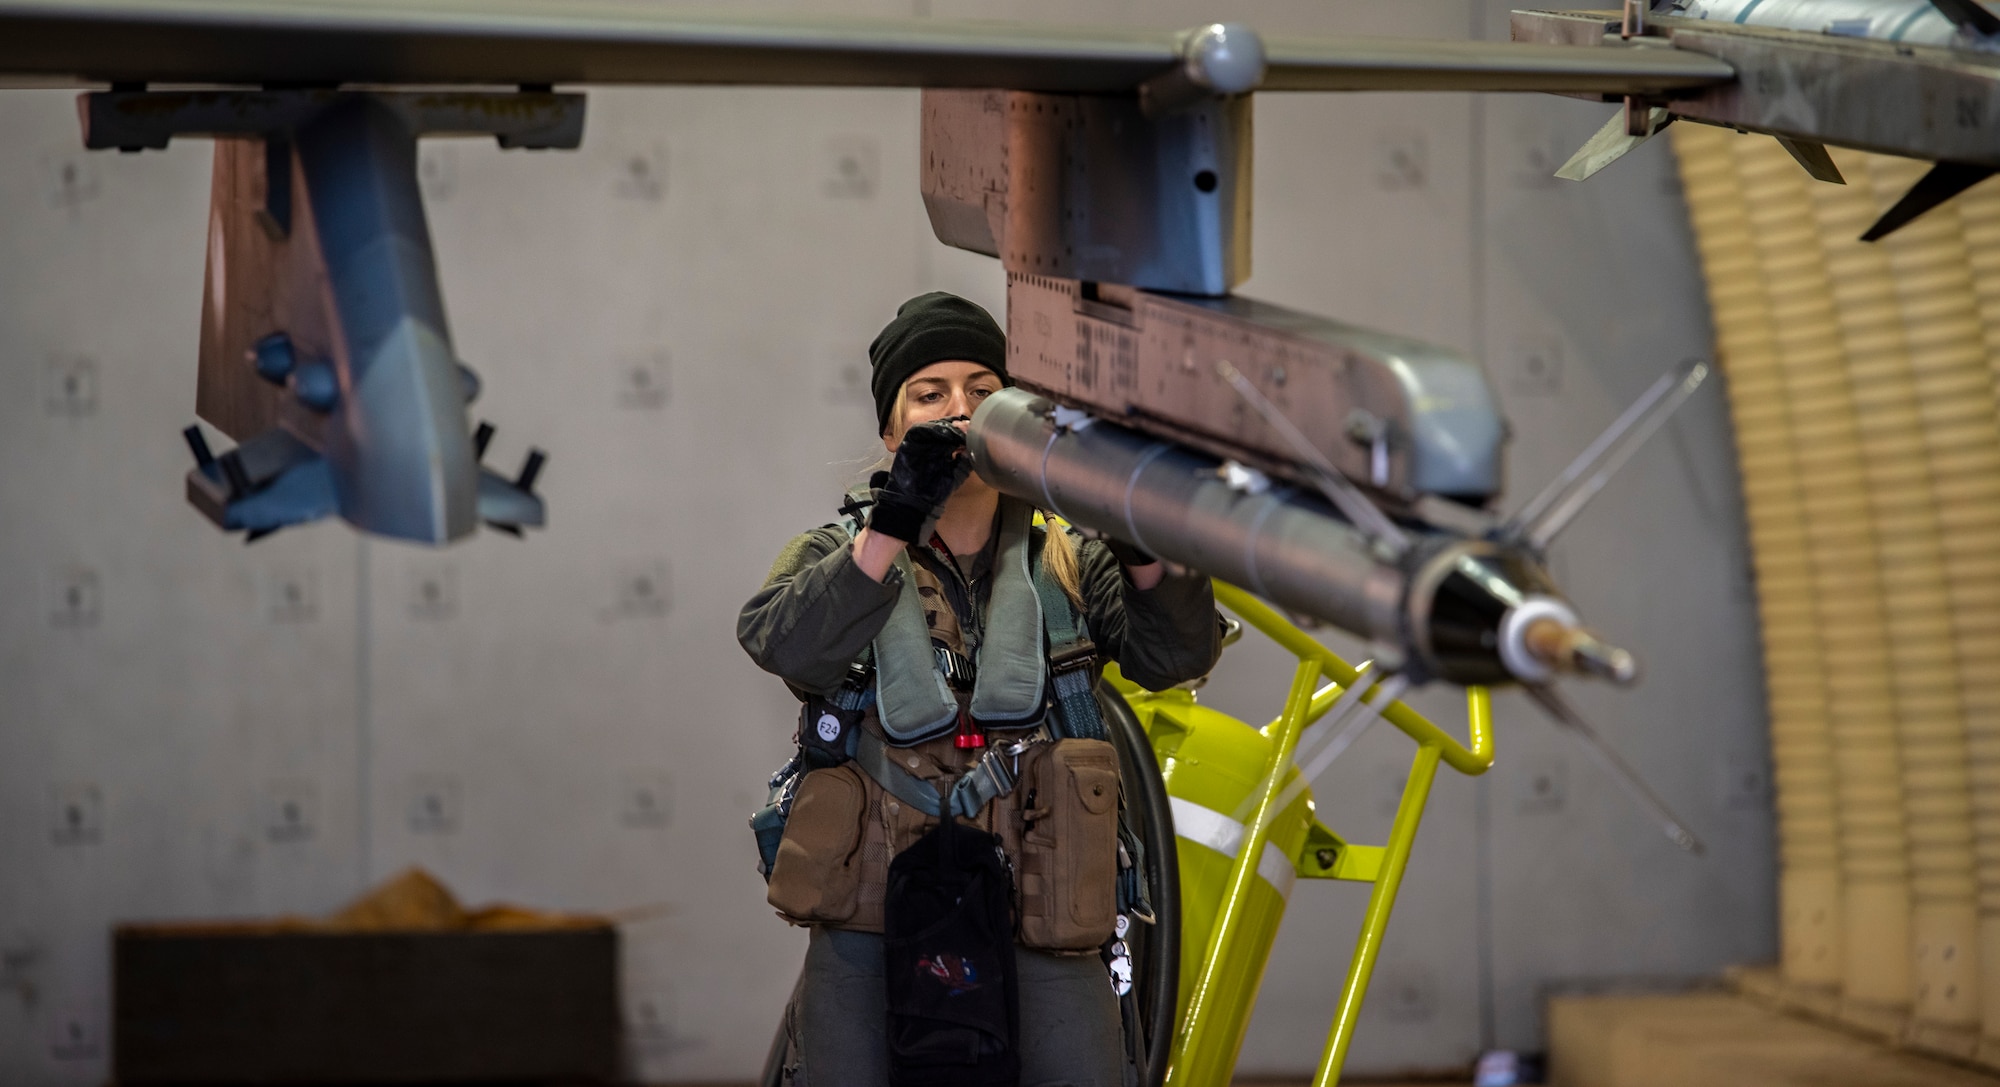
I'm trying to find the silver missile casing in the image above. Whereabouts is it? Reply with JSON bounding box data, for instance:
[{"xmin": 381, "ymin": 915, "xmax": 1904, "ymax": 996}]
[
  {"xmin": 969, "ymin": 386, "xmax": 1407, "ymax": 650},
  {"xmin": 969, "ymin": 387, "xmax": 1632, "ymax": 687}
]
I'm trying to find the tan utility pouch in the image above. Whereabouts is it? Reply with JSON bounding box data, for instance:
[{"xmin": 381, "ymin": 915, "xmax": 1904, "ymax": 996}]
[
  {"xmin": 766, "ymin": 765, "xmax": 868, "ymax": 924},
  {"xmin": 1013, "ymin": 738, "xmax": 1121, "ymax": 950}
]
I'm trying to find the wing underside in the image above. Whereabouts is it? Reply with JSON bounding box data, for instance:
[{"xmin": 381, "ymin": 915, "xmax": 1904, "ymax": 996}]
[
  {"xmin": 1263, "ymin": 35, "xmax": 1732, "ymax": 93},
  {"xmin": 0, "ymin": 0, "xmax": 1732, "ymax": 94}
]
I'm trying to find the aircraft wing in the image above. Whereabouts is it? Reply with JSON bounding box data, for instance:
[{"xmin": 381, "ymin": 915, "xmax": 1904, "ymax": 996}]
[
  {"xmin": 0, "ymin": 0, "xmax": 1178, "ymax": 91},
  {"xmin": 0, "ymin": 0, "xmax": 1732, "ymax": 94},
  {"xmin": 1261, "ymin": 34, "xmax": 1733, "ymax": 93}
]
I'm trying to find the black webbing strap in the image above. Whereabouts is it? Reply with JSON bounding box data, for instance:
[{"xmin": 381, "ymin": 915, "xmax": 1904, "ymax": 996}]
[
  {"xmin": 1032, "ymin": 545, "xmax": 1108, "ymax": 742},
  {"xmin": 854, "ymin": 728, "xmax": 1017, "ymax": 820}
]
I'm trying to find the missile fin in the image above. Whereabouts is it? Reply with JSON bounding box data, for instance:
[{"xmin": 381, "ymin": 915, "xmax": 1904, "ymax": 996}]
[
  {"xmin": 1238, "ymin": 670, "xmax": 1410, "ymax": 824},
  {"xmin": 1861, "ymin": 161, "xmax": 1997, "ymax": 241},
  {"xmin": 1774, "ymin": 137, "xmax": 1845, "ymax": 184},
  {"xmin": 1554, "ymin": 105, "xmax": 1672, "ymax": 182},
  {"xmin": 1930, "ymin": 0, "xmax": 2000, "ymax": 36},
  {"xmin": 1526, "ymin": 684, "xmax": 1705, "ymax": 855},
  {"xmin": 1504, "ymin": 357, "xmax": 1710, "ymax": 550},
  {"xmin": 1214, "ymin": 360, "xmax": 1410, "ymax": 555}
]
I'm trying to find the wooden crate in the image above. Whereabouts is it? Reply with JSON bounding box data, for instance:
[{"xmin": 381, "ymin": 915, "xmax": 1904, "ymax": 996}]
[{"xmin": 114, "ymin": 924, "xmax": 619, "ymax": 1084}]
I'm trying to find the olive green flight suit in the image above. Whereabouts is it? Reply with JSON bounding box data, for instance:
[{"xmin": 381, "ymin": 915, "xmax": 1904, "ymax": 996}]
[{"xmin": 738, "ymin": 500, "xmax": 1220, "ymax": 1087}]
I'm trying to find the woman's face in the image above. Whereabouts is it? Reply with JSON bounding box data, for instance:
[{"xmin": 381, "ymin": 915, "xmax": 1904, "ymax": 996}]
[{"xmin": 883, "ymin": 359, "xmax": 1003, "ymax": 451}]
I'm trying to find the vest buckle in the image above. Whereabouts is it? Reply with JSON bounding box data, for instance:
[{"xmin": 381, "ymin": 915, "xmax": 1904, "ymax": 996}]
[
  {"xmin": 933, "ymin": 644, "xmax": 977, "ymax": 690},
  {"xmin": 1049, "ymin": 637, "xmax": 1099, "ymax": 676}
]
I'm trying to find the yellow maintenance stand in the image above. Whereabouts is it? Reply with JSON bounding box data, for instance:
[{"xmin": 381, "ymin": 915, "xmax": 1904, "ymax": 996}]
[{"xmin": 1110, "ymin": 582, "xmax": 1493, "ymax": 1087}]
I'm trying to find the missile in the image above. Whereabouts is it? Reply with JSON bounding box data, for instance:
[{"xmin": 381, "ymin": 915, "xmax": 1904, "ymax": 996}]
[
  {"xmin": 968, "ymin": 385, "xmax": 1633, "ymax": 688},
  {"xmin": 969, "ymin": 369, "xmax": 1713, "ymax": 854}
]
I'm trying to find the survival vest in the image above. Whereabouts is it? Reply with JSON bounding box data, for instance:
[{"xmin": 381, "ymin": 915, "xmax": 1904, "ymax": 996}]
[{"xmin": 750, "ymin": 494, "xmax": 1109, "ymax": 865}]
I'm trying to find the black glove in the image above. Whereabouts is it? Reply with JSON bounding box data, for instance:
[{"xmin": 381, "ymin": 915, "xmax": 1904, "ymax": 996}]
[
  {"xmin": 1103, "ymin": 537, "xmax": 1156, "ymax": 568},
  {"xmin": 868, "ymin": 419, "xmax": 970, "ymax": 544}
]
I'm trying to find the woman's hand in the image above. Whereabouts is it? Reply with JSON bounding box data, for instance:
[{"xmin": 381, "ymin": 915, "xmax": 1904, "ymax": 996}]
[{"xmin": 867, "ymin": 419, "xmax": 970, "ymax": 546}]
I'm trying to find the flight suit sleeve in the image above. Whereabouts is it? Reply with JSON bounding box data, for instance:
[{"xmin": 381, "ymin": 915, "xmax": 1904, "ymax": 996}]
[
  {"xmin": 737, "ymin": 526, "xmax": 903, "ymax": 696},
  {"xmin": 1076, "ymin": 535, "xmax": 1223, "ymax": 692}
]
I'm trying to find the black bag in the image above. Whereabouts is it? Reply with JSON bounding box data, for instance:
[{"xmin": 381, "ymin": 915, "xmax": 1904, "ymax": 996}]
[{"xmin": 882, "ymin": 814, "xmax": 1019, "ymax": 1087}]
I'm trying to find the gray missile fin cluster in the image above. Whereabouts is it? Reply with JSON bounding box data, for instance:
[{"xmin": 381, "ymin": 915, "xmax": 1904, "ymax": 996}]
[{"xmin": 1520, "ymin": 4, "xmax": 2000, "ymax": 239}]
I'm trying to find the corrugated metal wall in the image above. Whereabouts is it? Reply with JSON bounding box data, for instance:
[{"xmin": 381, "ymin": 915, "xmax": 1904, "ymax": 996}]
[{"xmin": 1674, "ymin": 121, "xmax": 2000, "ymax": 1066}]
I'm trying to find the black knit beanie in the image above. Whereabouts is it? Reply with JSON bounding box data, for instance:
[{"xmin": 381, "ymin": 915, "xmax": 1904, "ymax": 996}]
[{"xmin": 867, "ymin": 292, "xmax": 1008, "ymax": 435}]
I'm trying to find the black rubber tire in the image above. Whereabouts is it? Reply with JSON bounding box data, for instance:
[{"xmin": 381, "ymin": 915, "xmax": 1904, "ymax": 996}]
[{"xmin": 1098, "ymin": 681, "xmax": 1180, "ymax": 1087}]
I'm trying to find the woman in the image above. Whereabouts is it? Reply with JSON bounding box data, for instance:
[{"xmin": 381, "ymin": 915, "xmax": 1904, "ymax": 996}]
[{"xmin": 738, "ymin": 292, "xmax": 1220, "ymax": 1087}]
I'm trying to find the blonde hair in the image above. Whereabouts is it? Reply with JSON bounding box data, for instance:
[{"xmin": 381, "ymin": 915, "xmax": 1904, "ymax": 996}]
[
  {"xmin": 879, "ymin": 384, "xmax": 1087, "ymax": 610},
  {"xmin": 1039, "ymin": 518, "xmax": 1085, "ymax": 611},
  {"xmin": 884, "ymin": 384, "xmax": 909, "ymax": 440}
]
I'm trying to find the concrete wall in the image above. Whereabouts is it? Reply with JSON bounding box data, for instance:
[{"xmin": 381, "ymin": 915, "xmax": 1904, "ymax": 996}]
[{"xmin": 0, "ymin": 1, "xmax": 1775, "ymax": 1082}]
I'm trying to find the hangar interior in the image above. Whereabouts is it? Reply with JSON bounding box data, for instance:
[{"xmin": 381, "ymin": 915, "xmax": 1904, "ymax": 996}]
[{"xmin": 0, "ymin": 0, "xmax": 1993, "ymax": 1084}]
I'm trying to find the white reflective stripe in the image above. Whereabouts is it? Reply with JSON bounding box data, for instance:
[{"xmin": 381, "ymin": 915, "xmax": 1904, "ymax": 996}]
[
  {"xmin": 1169, "ymin": 796, "xmax": 1296, "ymax": 899},
  {"xmin": 1259, "ymin": 840, "xmax": 1297, "ymax": 899},
  {"xmin": 1170, "ymin": 795, "xmax": 1240, "ymax": 854}
]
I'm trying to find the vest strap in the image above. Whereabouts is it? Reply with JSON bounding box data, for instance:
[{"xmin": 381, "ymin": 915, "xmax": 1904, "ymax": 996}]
[
  {"xmin": 1032, "ymin": 543, "xmax": 1109, "ymax": 742},
  {"xmin": 831, "ymin": 665, "xmax": 875, "ymax": 712},
  {"xmin": 854, "ymin": 728, "xmax": 1020, "ymax": 820},
  {"xmin": 829, "ymin": 497, "xmax": 1099, "ymax": 741},
  {"xmin": 866, "ymin": 501, "xmax": 1047, "ymax": 742}
]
